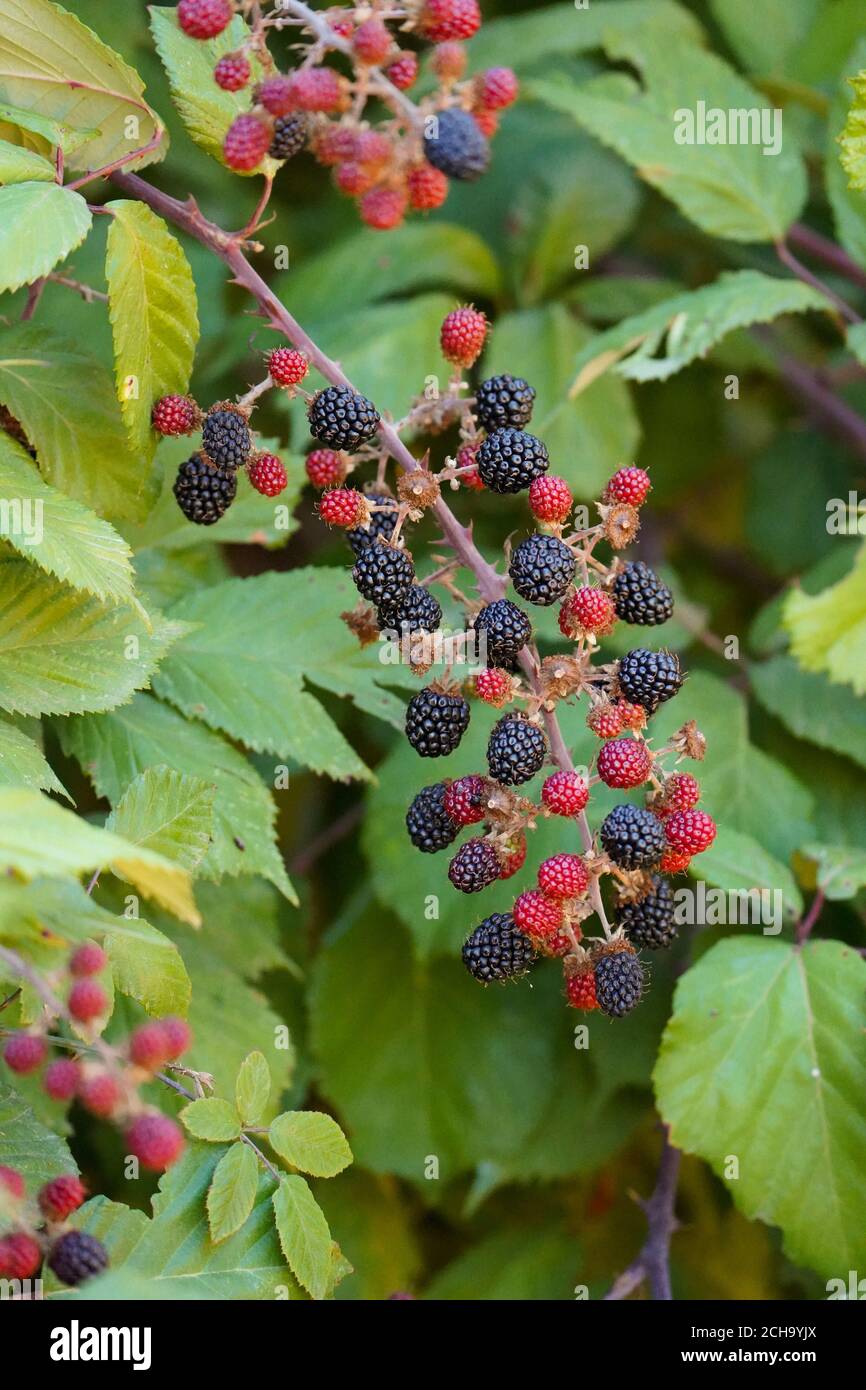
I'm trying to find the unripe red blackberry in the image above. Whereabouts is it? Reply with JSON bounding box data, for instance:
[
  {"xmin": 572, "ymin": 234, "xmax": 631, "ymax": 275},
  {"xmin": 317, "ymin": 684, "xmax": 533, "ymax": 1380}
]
[
  {"xmin": 600, "ymin": 804, "xmax": 666, "ymax": 870},
  {"xmin": 443, "ymin": 773, "xmax": 486, "ymax": 826},
  {"xmin": 475, "ymin": 374, "xmax": 535, "ymax": 431},
  {"xmin": 313, "ymin": 124, "xmax": 359, "ymax": 165},
  {"xmin": 352, "ymin": 17, "xmax": 392, "ymax": 64},
  {"xmin": 387, "ymin": 52, "xmax": 419, "ymax": 89},
  {"xmin": 498, "ymin": 832, "xmax": 527, "ymax": 879},
  {"xmin": 566, "ymin": 969, "xmax": 599, "ymax": 1011},
  {"xmin": 129, "ymin": 1021, "xmax": 172, "ymax": 1072},
  {"xmin": 353, "ymin": 538, "xmax": 415, "ymax": 606},
  {"xmin": 48, "ymin": 1230, "xmax": 108, "ymax": 1286},
  {"xmin": 126, "ymin": 1112, "xmax": 185, "ymax": 1172},
  {"xmin": 618, "ymin": 699, "xmax": 648, "ymax": 731},
  {"xmin": 214, "ymin": 52, "xmax": 250, "ymax": 91},
  {"xmin": 462, "ymin": 913, "xmax": 535, "ymax": 982},
  {"xmin": 335, "ymin": 160, "xmax": 378, "ymax": 196},
  {"xmin": 174, "ymin": 454, "xmax": 237, "ymax": 524},
  {"xmin": 360, "ymin": 185, "xmax": 408, "ymax": 230},
  {"xmin": 424, "ymin": 107, "xmax": 489, "ymax": 181},
  {"xmin": 70, "ymin": 941, "xmax": 107, "ymax": 976},
  {"xmin": 79, "ymin": 1070, "xmax": 122, "ymax": 1117},
  {"xmin": 256, "ymin": 74, "xmax": 296, "ymax": 116},
  {"xmin": 267, "ymin": 346, "xmax": 308, "ymax": 386},
  {"xmin": 587, "ymin": 700, "xmax": 625, "ymax": 739},
  {"xmin": 594, "ymin": 944, "xmax": 644, "ymax": 1018},
  {"xmin": 356, "ymin": 129, "xmax": 393, "ymax": 168},
  {"xmin": 616, "ymin": 876, "xmax": 677, "ymax": 950},
  {"xmin": 38, "ymin": 1174, "xmax": 86, "ymax": 1222},
  {"xmin": 473, "ymin": 109, "xmax": 498, "ymax": 138},
  {"xmin": 470, "ymin": 598, "xmax": 531, "ymax": 669},
  {"xmin": 660, "ymin": 847, "xmax": 692, "ymax": 874},
  {"xmin": 270, "ymin": 114, "xmax": 308, "ymax": 161},
  {"xmin": 408, "ymin": 163, "xmax": 449, "ymax": 210},
  {"xmin": 0, "ymin": 1233, "xmax": 41, "ymax": 1280},
  {"xmin": 43, "ymin": 1057, "xmax": 81, "ymax": 1101},
  {"xmin": 440, "ymin": 306, "xmax": 487, "ymax": 367},
  {"xmin": 513, "ymin": 889, "xmax": 562, "ymax": 939},
  {"xmin": 3, "ymin": 1032, "xmax": 47, "ymax": 1074},
  {"xmin": 151, "ymin": 394, "xmax": 201, "ymax": 436},
  {"xmin": 476, "ymin": 428, "xmax": 549, "ymax": 494},
  {"xmin": 290, "ymin": 66, "xmax": 344, "ymax": 113},
  {"xmin": 477, "ymin": 66, "xmax": 519, "ymax": 110},
  {"xmin": 473, "ymin": 666, "xmax": 514, "ymax": 707},
  {"xmin": 305, "ymin": 448, "xmax": 348, "ymax": 488},
  {"xmin": 0, "ymin": 1165, "xmax": 24, "ymax": 1199},
  {"xmin": 529, "ymin": 474, "xmax": 572, "ymax": 524},
  {"xmin": 597, "ymin": 737, "xmax": 653, "ymax": 790},
  {"xmin": 202, "ymin": 404, "xmax": 252, "ymax": 468},
  {"xmin": 419, "ymin": 0, "xmax": 481, "ymax": 42},
  {"xmin": 486, "ymin": 713, "xmax": 547, "ymax": 785},
  {"xmin": 448, "ymin": 837, "xmax": 502, "ymax": 893},
  {"xmin": 456, "ymin": 442, "xmax": 484, "ymax": 490},
  {"xmin": 538, "ymin": 853, "xmax": 588, "ymax": 899},
  {"xmin": 308, "ymin": 385, "xmax": 380, "ymax": 450},
  {"xmin": 248, "ymin": 452, "xmax": 287, "ymax": 497},
  {"xmin": 664, "ymin": 808, "xmax": 717, "ymax": 855},
  {"xmin": 68, "ymin": 978, "xmax": 108, "ymax": 1024},
  {"xmin": 178, "ymin": 0, "xmax": 233, "ymax": 40},
  {"xmin": 223, "ymin": 113, "xmax": 271, "ymax": 172},
  {"xmin": 541, "ymin": 770, "xmax": 589, "ymax": 816},
  {"xmin": 405, "ymin": 685, "xmax": 470, "ymax": 757},
  {"xmin": 658, "ymin": 771, "xmax": 701, "ymax": 815},
  {"xmin": 613, "ymin": 561, "xmax": 674, "ymax": 626},
  {"xmin": 161, "ymin": 1016, "xmax": 192, "ymax": 1059},
  {"xmin": 605, "ymin": 466, "xmax": 651, "ymax": 507},
  {"xmin": 319, "ymin": 487, "xmax": 367, "ymax": 529},
  {"xmin": 406, "ymin": 783, "xmax": 459, "ymax": 853},
  {"xmin": 509, "ymin": 533, "xmax": 576, "ymax": 606},
  {"xmin": 560, "ymin": 586, "xmax": 617, "ymax": 638}
]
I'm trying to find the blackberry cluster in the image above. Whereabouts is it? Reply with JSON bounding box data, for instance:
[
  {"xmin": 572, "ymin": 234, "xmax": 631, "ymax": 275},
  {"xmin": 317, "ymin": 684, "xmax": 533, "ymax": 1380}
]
[
  {"xmin": 509, "ymin": 533, "xmax": 576, "ymax": 606},
  {"xmin": 423, "ymin": 108, "xmax": 490, "ymax": 181},
  {"xmin": 462, "ymin": 913, "xmax": 536, "ymax": 982},
  {"xmin": 405, "ymin": 687, "xmax": 470, "ymax": 757},
  {"xmin": 471, "ymin": 598, "xmax": 532, "ymax": 668},
  {"xmin": 173, "ymin": 455, "xmax": 237, "ymax": 525},
  {"xmin": 202, "ymin": 407, "xmax": 252, "ymax": 467},
  {"xmin": 476, "ymin": 428, "xmax": 549, "ymax": 494},
  {"xmin": 616, "ymin": 876, "xmax": 677, "ymax": 950},
  {"xmin": 594, "ymin": 949, "xmax": 645, "ymax": 1018},
  {"xmin": 347, "ymin": 492, "xmax": 397, "ymax": 557},
  {"xmin": 475, "ymin": 374, "xmax": 535, "ymax": 431},
  {"xmin": 378, "ymin": 584, "xmax": 442, "ymax": 634},
  {"xmin": 308, "ymin": 386, "xmax": 381, "ymax": 450},
  {"xmin": 613, "ymin": 561, "xmax": 674, "ymax": 626},
  {"xmin": 617, "ymin": 648, "xmax": 683, "ymax": 714},
  {"xmin": 270, "ymin": 114, "xmax": 307, "ymax": 161},
  {"xmin": 406, "ymin": 783, "xmax": 459, "ymax": 853},
  {"xmin": 487, "ymin": 714, "xmax": 547, "ymax": 785},
  {"xmin": 352, "ymin": 540, "xmax": 415, "ymax": 606},
  {"xmin": 600, "ymin": 804, "xmax": 666, "ymax": 869},
  {"xmin": 47, "ymin": 1231, "xmax": 109, "ymax": 1287}
]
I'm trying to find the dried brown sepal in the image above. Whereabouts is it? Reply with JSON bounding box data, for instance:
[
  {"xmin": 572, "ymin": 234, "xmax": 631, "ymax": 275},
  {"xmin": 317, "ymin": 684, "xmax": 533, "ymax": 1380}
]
[
  {"xmin": 340, "ymin": 603, "xmax": 380, "ymax": 647},
  {"xmin": 671, "ymin": 719, "xmax": 707, "ymax": 761},
  {"xmin": 613, "ymin": 869, "xmax": 657, "ymax": 905},
  {"xmin": 599, "ymin": 501, "xmax": 640, "ymax": 549},
  {"xmin": 397, "ymin": 467, "xmax": 441, "ymax": 511},
  {"xmin": 537, "ymin": 653, "xmax": 587, "ymax": 706}
]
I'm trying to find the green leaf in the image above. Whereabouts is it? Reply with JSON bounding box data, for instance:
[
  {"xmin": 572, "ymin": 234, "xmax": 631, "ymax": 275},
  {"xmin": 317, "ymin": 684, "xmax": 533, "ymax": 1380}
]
[
  {"xmin": 0, "ymin": 716, "xmax": 68, "ymax": 797},
  {"xmin": 483, "ymin": 304, "xmax": 639, "ymax": 498},
  {"xmin": 569, "ymin": 272, "xmax": 832, "ymax": 390},
  {"xmin": 0, "ymin": 101, "xmax": 98, "ymax": 157},
  {"xmin": 0, "ymin": 432, "xmax": 135, "ymax": 604},
  {"xmin": 0, "ymin": 0, "xmax": 164, "ymax": 175},
  {"xmin": 802, "ymin": 843, "xmax": 866, "ymax": 901},
  {"xmin": 105, "ymin": 201, "xmax": 199, "ymax": 457},
  {"xmin": 57, "ymin": 694, "xmax": 294, "ymax": 899},
  {"xmin": 105, "ymin": 767, "xmax": 214, "ymax": 876},
  {"xmin": 272, "ymin": 1174, "xmax": 334, "ymax": 1301},
  {"xmin": 840, "ymin": 67, "xmax": 866, "ymax": 191},
  {"xmin": 0, "ymin": 182, "xmax": 91, "ymax": 294},
  {"xmin": 752, "ymin": 656, "xmax": 866, "ymax": 771},
  {"xmin": 314, "ymin": 1170, "xmax": 420, "ymax": 1301},
  {"xmin": 424, "ymin": 1223, "xmax": 579, "ymax": 1301},
  {"xmin": 206, "ymin": 1141, "xmax": 259, "ymax": 1245},
  {"xmin": 530, "ymin": 35, "xmax": 807, "ymax": 242},
  {"xmin": 0, "ymin": 556, "xmax": 183, "ymax": 718},
  {"xmin": 691, "ymin": 824, "xmax": 803, "ymax": 918},
  {"xmin": 708, "ymin": 0, "xmax": 818, "ymax": 74},
  {"xmin": 0, "ymin": 138, "xmax": 55, "ymax": 182},
  {"xmin": 0, "ymin": 1082, "xmax": 76, "ymax": 1197},
  {"xmin": 783, "ymin": 542, "xmax": 866, "ymax": 693},
  {"xmin": 149, "ymin": 6, "xmax": 272, "ymax": 177},
  {"xmin": 0, "ymin": 324, "xmax": 153, "ymax": 522},
  {"xmin": 469, "ymin": 0, "xmax": 704, "ymax": 71},
  {"xmin": 235, "ymin": 1051, "xmax": 270, "ymax": 1127},
  {"xmin": 269, "ymin": 1111, "xmax": 352, "ymax": 1178},
  {"xmin": 827, "ymin": 40, "xmax": 866, "ymax": 268},
  {"xmin": 0, "ymin": 788, "xmax": 199, "ymax": 925},
  {"xmin": 153, "ymin": 569, "xmax": 415, "ymax": 780},
  {"xmin": 180, "ymin": 1097, "xmax": 241, "ymax": 1143},
  {"xmin": 654, "ymin": 937, "xmax": 866, "ymax": 1280}
]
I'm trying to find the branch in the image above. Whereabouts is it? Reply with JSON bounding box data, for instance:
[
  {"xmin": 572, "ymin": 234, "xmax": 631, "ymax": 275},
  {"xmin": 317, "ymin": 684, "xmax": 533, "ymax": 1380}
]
[
  {"xmin": 605, "ymin": 1126, "xmax": 681, "ymax": 1301},
  {"xmin": 796, "ymin": 888, "xmax": 825, "ymax": 946},
  {"xmin": 776, "ymin": 239, "xmax": 862, "ymax": 326},
  {"xmin": 788, "ymin": 223, "xmax": 866, "ymax": 293}
]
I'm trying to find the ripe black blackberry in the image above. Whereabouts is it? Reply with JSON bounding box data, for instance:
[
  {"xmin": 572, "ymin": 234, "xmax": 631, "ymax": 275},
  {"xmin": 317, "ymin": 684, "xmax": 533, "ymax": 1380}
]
[
  {"xmin": 594, "ymin": 947, "xmax": 644, "ymax": 1018},
  {"xmin": 423, "ymin": 107, "xmax": 489, "ymax": 181},
  {"xmin": 475, "ymin": 374, "xmax": 535, "ymax": 431},
  {"xmin": 600, "ymin": 804, "xmax": 666, "ymax": 869},
  {"xmin": 378, "ymin": 584, "xmax": 442, "ymax": 634},
  {"xmin": 613, "ymin": 561, "xmax": 674, "ymax": 626},
  {"xmin": 618, "ymin": 648, "xmax": 683, "ymax": 714},
  {"xmin": 201, "ymin": 406, "xmax": 252, "ymax": 467},
  {"xmin": 308, "ymin": 385, "xmax": 380, "ymax": 450},
  {"xmin": 509, "ymin": 533, "xmax": 576, "ymax": 606},
  {"xmin": 471, "ymin": 598, "xmax": 532, "ymax": 668},
  {"xmin": 405, "ymin": 686, "xmax": 470, "ymax": 757},
  {"xmin": 347, "ymin": 492, "xmax": 397, "ymax": 557},
  {"xmin": 47, "ymin": 1230, "xmax": 109, "ymax": 1286},
  {"xmin": 173, "ymin": 454, "xmax": 237, "ymax": 524},
  {"xmin": 352, "ymin": 539, "xmax": 415, "ymax": 607},
  {"xmin": 476, "ymin": 427, "xmax": 549, "ymax": 494},
  {"xmin": 448, "ymin": 837, "xmax": 501, "ymax": 893},
  {"xmin": 616, "ymin": 876, "xmax": 677, "ymax": 949},
  {"xmin": 269, "ymin": 113, "xmax": 307, "ymax": 160},
  {"xmin": 462, "ymin": 913, "xmax": 536, "ymax": 982},
  {"xmin": 487, "ymin": 713, "xmax": 547, "ymax": 786},
  {"xmin": 406, "ymin": 782, "xmax": 459, "ymax": 852}
]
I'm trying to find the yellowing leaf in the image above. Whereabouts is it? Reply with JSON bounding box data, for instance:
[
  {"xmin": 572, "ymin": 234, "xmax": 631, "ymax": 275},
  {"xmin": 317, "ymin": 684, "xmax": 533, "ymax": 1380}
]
[
  {"xmin": 106, "ymin": 767, "xmax": 214, "ymax": 877},
  {"xmin": 269, "ymin": 1111, "xmax": 352, "ymax": 1179},
  {"xmin": 0, "ymin": 183, "xmax": 91, "ymax": 294},
  {"xmin": 180, "ymin": 1097, "xmax": 241, "ymax": 1142},
  {"xmin": 206, "ymin": 1142, "xmax": 259, "ymax": 1244},
  {"xmin": 783, "ymin": 543, "xmax": 866, "ymax": 693},
  {"xmin": 235, "ymin": 1051, "xmax": 270, "ymax": 1127},
  {"xmin": 272, "ymin": 1175, "xmax": 333, "ymax": 1301}
]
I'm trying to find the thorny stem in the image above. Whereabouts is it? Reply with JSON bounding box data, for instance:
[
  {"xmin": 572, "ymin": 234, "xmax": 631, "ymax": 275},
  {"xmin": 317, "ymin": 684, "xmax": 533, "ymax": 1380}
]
[
  {"xmin": 605, "ymin": 1126, "xmax": 682, "ymax": 1301},
  {"xmin": 775, "ymin": 239, "xmax": 862, "ymax": 326}
]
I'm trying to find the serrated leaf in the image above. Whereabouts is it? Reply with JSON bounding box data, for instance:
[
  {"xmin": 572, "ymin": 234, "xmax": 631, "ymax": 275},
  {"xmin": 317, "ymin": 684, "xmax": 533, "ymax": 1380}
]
[
  {"xmin": 0, "ymin": 182, "xmax": 91, "ymax": 293},
  {"xmin": 269, "ymin": 1111, "xmax": 352, "ymax": 1178},
  {"xmin": 689, "ymin": 824, "xmax": 802, "ymax": 918},
  {"xmin": 468, "ymin": 0, "xmax": 704, "ymax": 70},
  {"xmin": 802, "ymin": 843, "xmax": 866, "ymax": 901},
  {"xmin": 0, "ymin": 788, "xmax": 199, "ymax": 925},
  {"xmin": 272, "ymin": 1174, "xmax": 333, "ymax": 1300},
  {"xmin": 0, "ymin": 1083, "xmax": 77, "ymax": 1200},
  {"xmin": 752, "ymin": 656, "xmax": 866, "ymax": 771},
  {"xmin": 569, "ymin": 272, "xmax": 832, "ymax": 391},
  {"xmin": 0, "ymin": 0, "xmax": 164, "ymax": 175},
  {"xmin": 0, "ymin": 324, "xmax": 154, "ymax": 522},
  {"xmin": 149, "ymin": 6, "xmax": 273, "ymax": 177},
  {"xmin": 827, "ymin": 40, "xmax": 866, "ymax": 268},
  {"xmin": 0, "ymin": 101, "xmax": 98, "ymax": 157},
  {"xmin": 105, "ymin": 201, "xmax": 199, "ymax": 457},
  {"xmin": 840, "ymin": 68, "xmax": 866, "ymax": 191},
  {"xmin": 0, "ymin": 432, "xmax": 135, "ymax": 604},
  {"xmin": 58, "ymin": 694, "xmax": 294, "ymax": 899},
  {"xmin": 235, "ymin": 1051, "xmax": 270, "ymax": 1127},
  {"xmin": 106, "ymin": 767, "xmax": 214, "ymax": 876},
  {"xmin": 103, "ymin": 916, "xmax": 191, "ymax": 1017},
  {"xmin": 783, "ymin": 542, "xmax": 866, "ymax": 693},
  {"xmin": 180, "ymin": 1097, "xmax": 241, "ymax": 1142},
  {"xmin": 708, "ymin": 0, "xmax": 817, "ymax": 74},
  {"xmin": 0, "ymin": 716, "xmax": 68, "ymax": 797},
  {"xmin": 0, "ymin": 556, "xmax": 183, "ymax": 718},
  {"xmin": 0, "ymin": 138, "xmax": 54, "ymax": 182},
  {"xmin": 153, "ymin": 570, "xmax": 414, "ymax": 780},
  {"xmin": 654, "ymin": 937, "xmax": 866, "ymax": 1280},
  {"xmin": 206, "ymin": 1141, "xmax": 259, "ymax": 1244}
]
